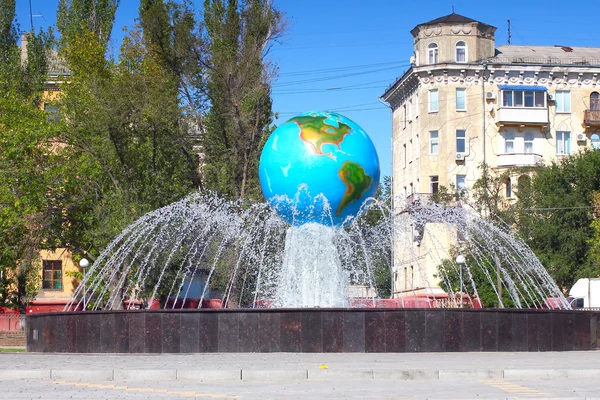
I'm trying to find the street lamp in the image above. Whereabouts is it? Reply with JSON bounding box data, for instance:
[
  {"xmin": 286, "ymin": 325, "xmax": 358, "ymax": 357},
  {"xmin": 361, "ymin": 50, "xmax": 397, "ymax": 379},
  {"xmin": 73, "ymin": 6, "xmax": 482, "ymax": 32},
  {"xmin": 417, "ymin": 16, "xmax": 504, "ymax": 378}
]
[
  {"xmin": 455, "ymin": 254, "xmax": 466, "ymax": 308},
  {"xmin": 79, "ymin": 258, "xmax": 89, "ymax": 310}
]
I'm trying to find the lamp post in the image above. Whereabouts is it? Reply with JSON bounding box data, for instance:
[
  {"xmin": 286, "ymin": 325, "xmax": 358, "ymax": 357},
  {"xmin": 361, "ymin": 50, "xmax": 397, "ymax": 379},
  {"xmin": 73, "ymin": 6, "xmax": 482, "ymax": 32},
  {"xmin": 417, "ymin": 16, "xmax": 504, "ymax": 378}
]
[
  {"xmin": 455, "ymin": 254, "xmax": 466, "ymax": 308},
  {"xmin": 79, "ymin": 258, "xmax": 89, "ymax": 310}
]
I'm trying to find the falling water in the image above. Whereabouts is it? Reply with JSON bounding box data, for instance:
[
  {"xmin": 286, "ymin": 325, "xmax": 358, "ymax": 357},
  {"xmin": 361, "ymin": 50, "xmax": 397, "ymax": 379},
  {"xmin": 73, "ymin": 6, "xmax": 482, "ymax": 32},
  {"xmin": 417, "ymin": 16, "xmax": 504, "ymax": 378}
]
[{"xmin": 66, "ymin": 192, "xmax": 570, "ymax": 311}]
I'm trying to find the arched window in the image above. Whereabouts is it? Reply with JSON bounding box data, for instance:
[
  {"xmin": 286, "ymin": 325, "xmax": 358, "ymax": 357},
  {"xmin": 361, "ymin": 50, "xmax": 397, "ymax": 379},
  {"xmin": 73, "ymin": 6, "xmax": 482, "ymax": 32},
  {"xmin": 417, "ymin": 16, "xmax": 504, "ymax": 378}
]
[
  {"xmin": 518, "ymin": 175, "xmax": 531, "ymax": 193},
  {"xmin": 524, "ymin": 133, "xmax": 534, "ymax": 153},
  {"xmin": 455, "ymin": 41, "xmax": 467, "ymax": 63},
  {"xmin": 591, "ymin": 92, "xmax": 600, "ymax": 111},
  {"xmin": 506, "ymin": 177, "xmax": 512, "ymax": 198},
  {"xmin": 592, "ymin": 134, "xmax": 600, "ymax": 150},
  {"xmin": 504, "ymin": 133, "xmax": 515, "ymax": 153},
  {"xmin": 428, "ymin": 43, "xmax": 439, "ymax": 64}
]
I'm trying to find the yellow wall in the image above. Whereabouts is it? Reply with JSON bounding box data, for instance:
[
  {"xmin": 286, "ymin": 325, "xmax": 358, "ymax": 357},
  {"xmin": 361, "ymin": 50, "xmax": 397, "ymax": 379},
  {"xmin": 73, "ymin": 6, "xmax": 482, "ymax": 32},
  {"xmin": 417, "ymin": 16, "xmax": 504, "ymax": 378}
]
[{"xmin": 37, "ymin": 249, "xmax": 80, "ymax": 299}]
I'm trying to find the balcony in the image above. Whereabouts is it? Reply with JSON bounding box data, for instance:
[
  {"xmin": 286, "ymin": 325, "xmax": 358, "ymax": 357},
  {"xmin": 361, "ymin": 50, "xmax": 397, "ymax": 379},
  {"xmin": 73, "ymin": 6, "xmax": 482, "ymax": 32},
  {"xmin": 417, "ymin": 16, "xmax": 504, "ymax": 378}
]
[
  {"xmin": 584, "ymin": 110, "xmax": 600, "ymax": 126},
  {"xmin": 497, "ymin": 153, "xmax": 543, "ymax": 168},
  {"xmin": 497, "ymin": 108, "xmax": 549, "ymax": 126}
]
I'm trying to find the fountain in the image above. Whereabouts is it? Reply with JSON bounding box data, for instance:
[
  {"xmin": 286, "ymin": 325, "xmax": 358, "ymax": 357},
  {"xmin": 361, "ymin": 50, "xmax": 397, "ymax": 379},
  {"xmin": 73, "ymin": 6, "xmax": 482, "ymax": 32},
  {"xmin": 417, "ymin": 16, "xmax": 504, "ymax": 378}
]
[{"xmin": 26, "ymin": 111, "xmax": 599, "ymax": 353}]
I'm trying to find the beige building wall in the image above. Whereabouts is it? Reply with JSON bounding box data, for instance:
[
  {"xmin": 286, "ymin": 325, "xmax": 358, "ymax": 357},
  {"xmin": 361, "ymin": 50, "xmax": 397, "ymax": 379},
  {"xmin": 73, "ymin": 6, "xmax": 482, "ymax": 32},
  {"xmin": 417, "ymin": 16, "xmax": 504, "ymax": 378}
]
[{"xmin": 384, "ymin": 13, "xmax": 600, "ymax": 297}]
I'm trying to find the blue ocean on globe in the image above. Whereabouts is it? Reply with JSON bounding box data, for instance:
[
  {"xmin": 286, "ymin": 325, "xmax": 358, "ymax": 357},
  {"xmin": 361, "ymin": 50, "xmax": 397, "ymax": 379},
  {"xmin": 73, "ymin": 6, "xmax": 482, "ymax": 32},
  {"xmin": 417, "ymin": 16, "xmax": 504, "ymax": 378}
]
[{"xmin": 259, "ymin": 110, "xmax": 380, "ymax": 226}]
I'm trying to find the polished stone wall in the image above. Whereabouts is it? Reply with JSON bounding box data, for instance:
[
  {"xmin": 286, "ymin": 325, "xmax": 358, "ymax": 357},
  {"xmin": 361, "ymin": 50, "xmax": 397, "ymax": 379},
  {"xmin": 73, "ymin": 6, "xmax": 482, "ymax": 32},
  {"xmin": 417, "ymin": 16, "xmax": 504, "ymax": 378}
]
[{"xmin": 26, "ymin": 309, "xmax": 600, "ymax": 353}]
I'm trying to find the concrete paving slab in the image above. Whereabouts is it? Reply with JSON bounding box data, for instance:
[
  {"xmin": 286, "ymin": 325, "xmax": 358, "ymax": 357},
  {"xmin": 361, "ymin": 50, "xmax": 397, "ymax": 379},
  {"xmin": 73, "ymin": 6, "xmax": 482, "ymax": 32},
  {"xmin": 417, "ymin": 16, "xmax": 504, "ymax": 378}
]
[
  {"xmin": 176, "ymin": 369, "xmax": 241, "ymax": 381},
  {"xmin": 113, "ymin": 368, "xmax": 177, "ymax": 380},
  {"xmin": 241, "ymin": 369, "xmax": 307, "ymax": 381},
  {"xmin": 307, "ymin": 368, "xmax": 374, "ymax": 380},
  {"xmin": 50, "ymin": 369, "xmax": 113, "ymax": 381}
]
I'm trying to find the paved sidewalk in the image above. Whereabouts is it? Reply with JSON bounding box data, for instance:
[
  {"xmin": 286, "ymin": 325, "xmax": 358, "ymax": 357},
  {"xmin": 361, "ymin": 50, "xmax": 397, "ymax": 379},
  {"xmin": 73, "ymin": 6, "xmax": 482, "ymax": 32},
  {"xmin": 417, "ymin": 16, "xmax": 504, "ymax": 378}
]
[{"xmin": 1, "ymin": 351, "xmax": 599, "ymax": 382}]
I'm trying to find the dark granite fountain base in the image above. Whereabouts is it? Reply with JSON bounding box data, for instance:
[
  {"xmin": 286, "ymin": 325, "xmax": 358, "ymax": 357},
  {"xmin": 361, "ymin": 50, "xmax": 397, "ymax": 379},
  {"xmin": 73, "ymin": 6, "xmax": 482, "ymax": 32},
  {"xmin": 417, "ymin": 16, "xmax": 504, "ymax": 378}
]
[{"xmin": 26, "ymin": 308, "xmax": 599, "ymax": 353}]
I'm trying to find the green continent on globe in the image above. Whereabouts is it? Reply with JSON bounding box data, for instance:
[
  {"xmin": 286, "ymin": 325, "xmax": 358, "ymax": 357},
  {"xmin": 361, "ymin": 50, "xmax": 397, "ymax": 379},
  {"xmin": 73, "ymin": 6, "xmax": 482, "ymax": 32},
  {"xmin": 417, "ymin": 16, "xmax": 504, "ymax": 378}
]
[
  {"xmin": 336, "ymin": 161, "xmax": 373, "ymax": 216},
  {"xmin": 290, "ymin": 115, "xmax": 352, "ymax": 160}
]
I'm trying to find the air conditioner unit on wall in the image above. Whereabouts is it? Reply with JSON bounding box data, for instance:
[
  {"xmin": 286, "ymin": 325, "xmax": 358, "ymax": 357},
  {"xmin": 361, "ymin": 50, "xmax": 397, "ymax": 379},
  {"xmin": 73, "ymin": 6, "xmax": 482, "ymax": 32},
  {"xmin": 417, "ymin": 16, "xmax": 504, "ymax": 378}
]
[
  {"xmin": 577, "ymin": 133, "xmax": 586, "ymax": 142},
  {"xmin": 455, "ymin": 153, "xmax": 465, "ymax": 161},
  {"xmin": 548, "ymin": 93, "xmax": 555, "ymax": 101},
  {"xmin": 485, "ymin": 91, "xmax": 497, "ymax": 99}
]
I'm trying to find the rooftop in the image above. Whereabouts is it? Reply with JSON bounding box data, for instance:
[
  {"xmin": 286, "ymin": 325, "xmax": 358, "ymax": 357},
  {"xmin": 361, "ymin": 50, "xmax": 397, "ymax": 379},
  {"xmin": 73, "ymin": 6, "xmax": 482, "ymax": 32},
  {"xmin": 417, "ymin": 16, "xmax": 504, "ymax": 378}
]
[
  {"xmin": 488, "ymin": 45, "xmax": 600, "ymax": 66},
  {"xmin": 420, "ymin": 12, "xmax": 479, "ymax": 26}
]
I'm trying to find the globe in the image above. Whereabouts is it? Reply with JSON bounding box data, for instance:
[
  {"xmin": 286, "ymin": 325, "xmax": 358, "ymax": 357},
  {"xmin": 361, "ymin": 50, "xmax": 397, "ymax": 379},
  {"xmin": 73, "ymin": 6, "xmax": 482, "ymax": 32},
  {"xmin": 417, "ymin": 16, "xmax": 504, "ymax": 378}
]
[{"xmin": 259, "ymin": 110, "xmax": 380, "ymax": 226}]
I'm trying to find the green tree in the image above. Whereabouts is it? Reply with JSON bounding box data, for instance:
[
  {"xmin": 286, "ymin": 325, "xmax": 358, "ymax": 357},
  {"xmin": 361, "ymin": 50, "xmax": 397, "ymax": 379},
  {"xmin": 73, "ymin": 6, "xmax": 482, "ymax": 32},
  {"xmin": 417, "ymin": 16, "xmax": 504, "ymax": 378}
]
[
  {"xmin": 521, "ymin": 150, "xmax": 600, "ymax": 290},
  {"xmin": 0, "ymin": 0, "xmax": 55, "ymax": 311},
  {"xmin": 202, "ymin": 0, "xmax": 284, "ymax": 200}
]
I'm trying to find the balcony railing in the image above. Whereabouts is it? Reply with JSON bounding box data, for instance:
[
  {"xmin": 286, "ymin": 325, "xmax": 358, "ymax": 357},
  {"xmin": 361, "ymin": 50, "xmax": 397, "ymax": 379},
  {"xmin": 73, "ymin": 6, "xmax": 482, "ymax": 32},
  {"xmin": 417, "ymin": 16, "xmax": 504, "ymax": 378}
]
[
  {"xmin": 497, "ymin": 152, "xmax": 543, "ymax": 167},
  {"xmin": 584, "ymin": 110, "xmax": 600, "ymax": 126}
]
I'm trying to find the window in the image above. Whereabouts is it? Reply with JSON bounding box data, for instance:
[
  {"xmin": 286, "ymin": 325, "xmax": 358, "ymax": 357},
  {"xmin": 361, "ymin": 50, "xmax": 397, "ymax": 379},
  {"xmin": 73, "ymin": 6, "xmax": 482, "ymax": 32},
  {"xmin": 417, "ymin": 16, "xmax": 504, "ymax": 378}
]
[
  {"xmin": 524, "ymin": 133, "xmax": 534, "ymax": 153},
  {"xmin": 456, "ymin": 175, "xmax": 466, "ymax": 194},
  {"xmin": 428, "ymin": 43, "xmax": 438, "ymax": 64},
  {"xmin": 429, "ymin": 131, "xmax": 439, "ymax": 154},
  {"xmin": 592, "ymin": 134, "xmax": 600, "ymax": 150},
  {"xmin": 43, "ymin": 103, "xmax": 59, "ymax": 123},
  {"xmin": 429, "ymin": 89, "xmax": 439, "ymax": 112},
  {"xmin": 456, "ymin": 88, "xmax": 466, "ymax": 111},
  {"xmin": 555, "ymin": 91, "xmax": 571, "ymax": 113},
  {"xmin": 504, "ymin": 133, "xmax": 515, "ymax": 153},
  {"xmin": 407, "ymin": 99, "xmax": 412, "ymax": 121},
  {"xmin": 591, "ymin": 92, "xmax": 600, "ymax": 111},
  {"xmin": 518, "ymin": 175, "xmax": 531, "ymax": 192},
  {"xmin": 42, "ymin": 260, "xmax": 63, "ymax": 290},
  {"xmin": 455, "ymin": 41, "xmax": 467, "ymax": 63},
  {"xmin": 409, "ymin": 182, "xmax": 414, "ymax": 194},
  {"xmin": 556, "ymin": 131, "xmax": 571, "ymax": 155},
  {"xmin": 409, "ymin": 139, "xmax": 413, "ymax": 163},
  {"xmin": 456, "ymin": 130, "xmax": 466, "ymax": 153},
  {"xmin": 403, "ymin": 144, "xmax": 407, "ymax": 168},
  {"xmin": 430, "ymin": 176, "xmax": 439, "ymax": 194},
  {"xmin": 506, "ymin": 177, "xmax": 512, "ymax": 198},
  {"xmin": 502, "ymin": 90, "xmax": 546, "ymax": 108}
]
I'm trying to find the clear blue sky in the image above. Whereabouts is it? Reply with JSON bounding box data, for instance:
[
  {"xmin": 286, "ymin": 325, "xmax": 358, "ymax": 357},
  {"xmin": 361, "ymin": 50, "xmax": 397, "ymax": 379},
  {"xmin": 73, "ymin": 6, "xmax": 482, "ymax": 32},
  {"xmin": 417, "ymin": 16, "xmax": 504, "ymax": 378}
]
[{"xmin": 16, "ymin": 0, "xmax": 596, "ymax": 179}]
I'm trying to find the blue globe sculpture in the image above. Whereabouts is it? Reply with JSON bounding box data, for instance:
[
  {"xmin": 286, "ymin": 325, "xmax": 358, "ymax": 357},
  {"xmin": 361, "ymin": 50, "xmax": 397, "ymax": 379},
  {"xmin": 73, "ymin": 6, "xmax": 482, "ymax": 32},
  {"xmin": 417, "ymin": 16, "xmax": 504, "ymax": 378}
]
[{"xmin": 259, "ymin": 111, "xmax": 380, "ymax": 226}]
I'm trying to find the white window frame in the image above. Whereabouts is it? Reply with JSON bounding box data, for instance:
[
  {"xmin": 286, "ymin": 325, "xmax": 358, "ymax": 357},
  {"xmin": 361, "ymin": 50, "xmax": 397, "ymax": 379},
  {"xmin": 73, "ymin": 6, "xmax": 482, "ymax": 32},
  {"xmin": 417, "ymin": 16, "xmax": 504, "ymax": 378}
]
[
  {"xmin": 556, "ymin": 131, "xmax": 571, "ymax": 155},
  {"xmin": 428, "ymin": 43, "xmax": 439, "ymax": 64},
  {"xmin": 504, "ymin": 133, "xmax": 515, "ymax": 154},
  {"xmin": 456, "ymin": 175, "xmax": 466, "ymax": 194},
  {"xmin": 555, "ymin": 91, "xmax": 571, "ymax": 113},
  {"xmin": 429, "ymin": 89, "xmax": 439, "ymax": 113},
  {"xmin": 429, "ymin": 131, "xmax": 439, "ymax": 155},
  {"xmin": 456, "ymin": 88, "xmax": 466, "ymax": 111},
  {"xmin": 591, "ymin": 133, "xmax": 600, "ymax": 150},
  {"xmin": 455, "ymin": 41, "xmax": 467, "ymax": 63},
  {"xmin": 430, "ymin": 176, "xmax": 439, "ymax": 194},
  {"xmin": 524, "ymin": 133, "xmax": 534, "ymax": 154},
  {"xmin": 456, "ymin": 130, "xmax": 466, "ymax": 153},
  {"xmin": 502, "ymin": 90, "xmax": 546, "ymax": 108}
]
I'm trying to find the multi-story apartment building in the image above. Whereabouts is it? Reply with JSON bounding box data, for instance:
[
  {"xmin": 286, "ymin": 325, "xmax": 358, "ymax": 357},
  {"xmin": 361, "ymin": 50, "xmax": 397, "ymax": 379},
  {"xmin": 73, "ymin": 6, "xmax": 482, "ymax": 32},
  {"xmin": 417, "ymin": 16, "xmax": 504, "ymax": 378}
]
[{"xmin": 381, "ymin": 13, "xmax": 600, "ymax": 298}]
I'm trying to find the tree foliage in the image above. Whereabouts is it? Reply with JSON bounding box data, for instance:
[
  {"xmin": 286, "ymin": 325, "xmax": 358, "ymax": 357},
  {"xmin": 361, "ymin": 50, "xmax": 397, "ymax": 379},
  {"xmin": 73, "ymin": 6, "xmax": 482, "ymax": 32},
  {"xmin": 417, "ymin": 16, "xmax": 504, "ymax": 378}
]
[
  {"xmin": 0, "ymin": 0, "xmax": 56, "ymax": 310},
  {"xmin": 202, "ymin": 0, "xmax": 284, "ymax": 200}
]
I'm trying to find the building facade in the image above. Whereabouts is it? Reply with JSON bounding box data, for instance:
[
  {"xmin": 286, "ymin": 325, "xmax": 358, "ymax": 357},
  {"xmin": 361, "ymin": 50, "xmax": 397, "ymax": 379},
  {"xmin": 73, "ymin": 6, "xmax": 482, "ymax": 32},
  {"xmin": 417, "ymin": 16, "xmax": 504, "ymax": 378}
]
[{"xmin": 381, "ymin": 13, "xmax": 600, "ymax": 297}]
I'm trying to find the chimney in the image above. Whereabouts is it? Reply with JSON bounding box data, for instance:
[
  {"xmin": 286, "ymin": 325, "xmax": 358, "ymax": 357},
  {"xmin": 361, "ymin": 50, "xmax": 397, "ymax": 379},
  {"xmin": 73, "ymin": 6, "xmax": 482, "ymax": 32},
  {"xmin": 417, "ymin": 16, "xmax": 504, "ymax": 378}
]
[{"xmin": 20, "ymin": 33, "xmax": 29, "ymax": 64}]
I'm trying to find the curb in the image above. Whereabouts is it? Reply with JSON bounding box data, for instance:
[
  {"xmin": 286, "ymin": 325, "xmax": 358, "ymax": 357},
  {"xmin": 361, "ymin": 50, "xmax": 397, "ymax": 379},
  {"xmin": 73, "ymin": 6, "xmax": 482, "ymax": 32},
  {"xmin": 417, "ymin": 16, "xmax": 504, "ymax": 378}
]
[{"xmin": 2, "ymin": 368, "xmax": 600, "ymax": 381}]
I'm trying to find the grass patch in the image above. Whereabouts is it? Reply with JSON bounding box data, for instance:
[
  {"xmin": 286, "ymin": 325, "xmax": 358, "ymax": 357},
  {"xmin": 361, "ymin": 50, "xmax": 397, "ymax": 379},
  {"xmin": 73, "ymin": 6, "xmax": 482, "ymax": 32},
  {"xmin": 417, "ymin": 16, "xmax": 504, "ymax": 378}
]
[{"xmin": 0, "ymin": 348, "xmax": 25, "ymax": 353}]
